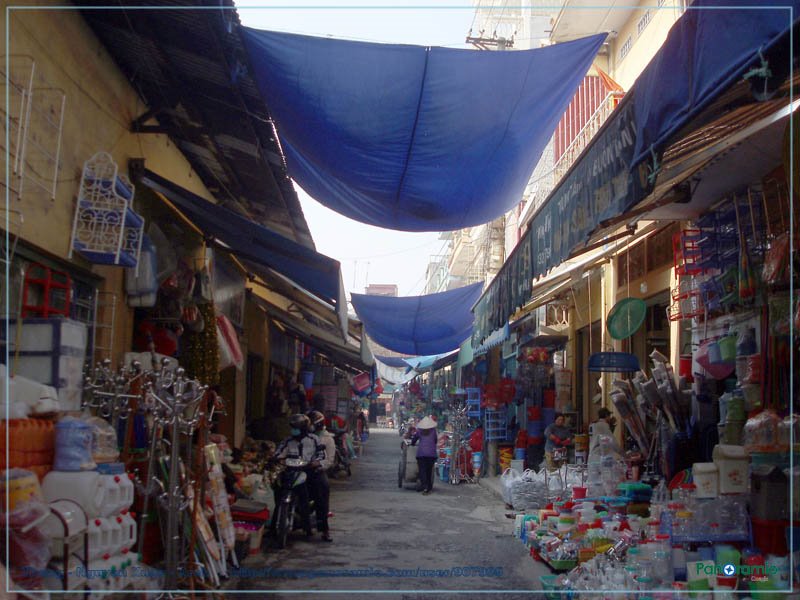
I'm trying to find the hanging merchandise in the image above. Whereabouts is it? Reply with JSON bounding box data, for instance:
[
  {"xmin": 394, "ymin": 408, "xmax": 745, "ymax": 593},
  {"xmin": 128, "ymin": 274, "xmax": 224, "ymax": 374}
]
[
  {"xmin": 762, "ymin": 233, "xmax": 790, "ymax": 285},
  {"xmin": 733, "ymin": 196, "xmax": 757, "ymax": 304},
  {"xmin": 125, "ymin": 235, "xmax": 158, "ymax": 308},
  {"xmin": 607, "ymin": 298, "xmax": 647, "ymax": 341},
  {"xmin": 194, "ymin": 264, "xmax": 213, "ymax": 304},
  {"xmin": 181, "ymin": 303, "xmax": 205, "ymax": 333},
  {"xmin": 217, "ymin": 314, "xmax": 244, "ymax": 371},
  {"xmin": 185, "ymin": 302, "xmax": 220, "ymax": 385}
]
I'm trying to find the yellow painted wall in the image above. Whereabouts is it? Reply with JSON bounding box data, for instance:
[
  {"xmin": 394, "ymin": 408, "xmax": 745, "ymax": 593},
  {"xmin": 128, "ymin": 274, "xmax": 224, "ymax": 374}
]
[
  {"xmin": 4, "ymin": 5, "xmax": 218, "ymax": 367},
  {"xmin": 566, "ymin": 255, "xmax": 676, "ymax": 443},
  {"xmin": 244, "ymin": 296, "xmax": 270, "ymax": 422},
  {"xmin": 609, "ymin": 2, "xmax": 685, "ymax": 90}
]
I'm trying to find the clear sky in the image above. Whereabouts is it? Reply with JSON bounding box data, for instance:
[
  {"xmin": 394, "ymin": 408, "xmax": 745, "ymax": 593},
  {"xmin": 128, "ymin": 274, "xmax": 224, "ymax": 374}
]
[{"xmin": 235, "ymin": 1, "xmax": 478, "ymax": 297}]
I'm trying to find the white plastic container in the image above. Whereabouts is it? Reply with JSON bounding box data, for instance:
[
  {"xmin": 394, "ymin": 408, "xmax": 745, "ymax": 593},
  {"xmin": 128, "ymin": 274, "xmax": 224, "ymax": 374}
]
[
  {"xmin": 692, "ymin": 462, "xmax": 719, "ymax": 498},
  {"xmin": 117, "ymin": 473, "xmax": 134, "ymax": 513},
  {"xmin": 42, "ymin": 470, "xmax": 106, "ymax": 517},
  {"xmin": 87, "ymin": 517, "xmax": 111, "ymax": 560},
  {"xmin": 40, "ymin": 499, "xmax": 88, "ymax": 557},
  {"xmin": 105, "ymin": 516, "xmax": 123, "ymax": 556},
  {"xmin": 96, "ymin": 463, "xmax": 126, "ymax": 515},
  {"xmin": 712, "ymin": 444, "xmax": 750, "ymax": 494},
  {"xmin": 118, "ymin": 510, "xmax": 137, "ymax": 552}
]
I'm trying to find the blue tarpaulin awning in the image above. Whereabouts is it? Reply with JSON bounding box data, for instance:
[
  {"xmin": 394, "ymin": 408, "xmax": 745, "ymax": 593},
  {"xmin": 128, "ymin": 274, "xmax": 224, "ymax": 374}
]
[
  {"xmin": 351, "ymin": 283, "xmax": 483, "ymax": 355},
  {"xmin": 474, "ymin": 324, "xmax": 510, "ymax": 357},
  {"xmin": 630, "ymin": 0, "xmax": 800, "ymax": 171},
  {"xmin": 141, "ymin": 170, "xmax": 345, "ymax": 315},
  {"xmin": 473, "ymin": 0, "xmax": 799, "ymax": 343},
  {"xmin": 240, "ymin": 28, "xmax": 605, "ymax": 232},
  {"xmin": 403, "ymin": 349, "xmax": 459, "ymax": 372}
]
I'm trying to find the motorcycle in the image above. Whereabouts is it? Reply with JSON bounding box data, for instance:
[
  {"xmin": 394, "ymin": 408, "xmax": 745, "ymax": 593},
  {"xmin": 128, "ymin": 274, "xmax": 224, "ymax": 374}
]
[
  {"xmin": 328, "ymin": 432, "xmax": 352, "ymax": 478},
  {"xmin": 270, "ymin": 457, "xmax": 315, "ymax": 549},
  {"xmin": 398, "ymin": 418, "xmax": 414, "ymax": 437}
]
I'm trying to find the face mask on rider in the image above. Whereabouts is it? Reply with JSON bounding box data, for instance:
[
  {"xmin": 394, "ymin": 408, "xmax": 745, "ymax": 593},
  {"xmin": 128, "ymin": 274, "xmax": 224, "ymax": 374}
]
[{"xmin": 290, "ymin": 428, "xmax": 301, "ymax": 436}]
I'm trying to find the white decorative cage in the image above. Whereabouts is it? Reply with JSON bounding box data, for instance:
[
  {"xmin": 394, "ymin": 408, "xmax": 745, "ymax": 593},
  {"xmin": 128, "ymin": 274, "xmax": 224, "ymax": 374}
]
[{"xmin": 69, "ymin": 152, "xmax": 144, "ymax": 272}]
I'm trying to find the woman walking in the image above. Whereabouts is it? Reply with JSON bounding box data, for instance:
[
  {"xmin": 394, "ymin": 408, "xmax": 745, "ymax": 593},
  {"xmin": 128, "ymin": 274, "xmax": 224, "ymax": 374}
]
[{"xmin": 412, "ymin": 416, "xmax": 438, "ymax": 495}]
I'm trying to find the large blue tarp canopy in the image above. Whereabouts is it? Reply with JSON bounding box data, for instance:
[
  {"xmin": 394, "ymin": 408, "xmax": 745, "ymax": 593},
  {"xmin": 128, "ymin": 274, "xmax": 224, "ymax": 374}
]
[
  {"xmin": 630, "ymin": 0, "xmax": 800, "ymax": 169},
  {"xmin": 351, "ymin": 283, "xmax": 483, "ymax": 355},
  {"xmin": 141, "ymin": 170, "xmax": 343, "ymax": 310},
  {"xmin": 240, "ymin": 28, "xmax": 605, "ymax": 232}
]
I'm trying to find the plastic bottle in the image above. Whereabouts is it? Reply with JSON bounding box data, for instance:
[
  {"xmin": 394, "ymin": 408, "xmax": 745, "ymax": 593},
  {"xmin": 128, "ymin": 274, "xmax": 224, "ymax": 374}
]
[
  {"xmin": 96, "ymin": 463, "xmax": 124, "ymax": 516},
  {"xmin": 88, "ymin": 517, "xmax": 113, "ymax": 560},
  {"xmin": 119, "ymin": 510, "xmax": 137, "ymax": 552},
  {"xmin": 118, "ymin": 472, "xmax": 134, "ymax": 513},
  {"xmin": 653, "ymin": 479, "xmax": 668, "ymax": 504},
  {"xmin": 106, "ymin": 515, "xmax": 122, "ymax": 556},
  {"xmin": 672, "ymin": 545, "xmax": 688, "ymax": 581},
  {"xmin": 653, "ymin": 549, "xmax": 673, "ymax": 584}
]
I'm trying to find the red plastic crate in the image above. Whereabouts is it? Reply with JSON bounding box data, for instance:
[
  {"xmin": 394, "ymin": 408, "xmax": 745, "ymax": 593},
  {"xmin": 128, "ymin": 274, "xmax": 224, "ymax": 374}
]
[{"xmin": 751, "ymin": 518, "xmax": 790, "ymax": 556}]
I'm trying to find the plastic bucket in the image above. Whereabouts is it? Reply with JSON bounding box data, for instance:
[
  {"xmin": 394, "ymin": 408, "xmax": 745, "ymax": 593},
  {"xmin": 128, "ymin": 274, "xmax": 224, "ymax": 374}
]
[
  {"xmin": 679, "ymin": 354, "xmax": 694, "ymax": 382},
  {"xmin": 572, "ymin": 486, "xmax": 587, "ymax": 499},
  {"xmin": 302, "ymin": 371, "xmax": 314, "ymax": 390},
  {"xmin": 527, "ymin": 406, "xmax": 541, "ymax": 421},
  {"xmin": 719, "ymin": 335, "xmax": 737, "ymax": 362},
  {"xmin": 543, "ymin": 389, "xmax": 556, "ymax": 408},
  {"xmin": 707, "ymin": 340, "xmax": 723, "ymax": 365}
]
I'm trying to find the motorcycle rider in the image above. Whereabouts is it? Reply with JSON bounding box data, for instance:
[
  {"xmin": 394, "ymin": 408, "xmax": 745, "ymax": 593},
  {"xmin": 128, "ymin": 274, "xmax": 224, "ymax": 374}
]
[
  {"xmin": 271, "ymin": 414, "xmax": 324, "ymax": 538},
  {"xmin": 307, "ymin": 410, "xmax": 334, "ymax": 542}
]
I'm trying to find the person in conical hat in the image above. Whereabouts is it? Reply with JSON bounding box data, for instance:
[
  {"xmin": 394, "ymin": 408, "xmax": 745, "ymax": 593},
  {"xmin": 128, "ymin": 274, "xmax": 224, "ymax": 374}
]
[
  {"xmin": 411, "ymin": 416, "xmax": 438, "ymax": 494},
  {"xmin": 416, "ymin": 416, "xmax": 436, "ymax": 429}
]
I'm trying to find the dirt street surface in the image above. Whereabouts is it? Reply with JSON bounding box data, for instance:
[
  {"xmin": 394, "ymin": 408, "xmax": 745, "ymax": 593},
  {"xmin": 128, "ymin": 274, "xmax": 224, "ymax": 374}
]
[{"xmin": 223, "ymin": 428, "xmax": 549, "ymax": 599}]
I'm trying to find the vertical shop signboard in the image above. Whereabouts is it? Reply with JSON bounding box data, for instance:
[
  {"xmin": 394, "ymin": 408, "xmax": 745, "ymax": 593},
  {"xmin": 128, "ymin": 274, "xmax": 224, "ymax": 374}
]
[{"xmin": 530, "ymin": 97, "xmax": 653, "ymax": 280}]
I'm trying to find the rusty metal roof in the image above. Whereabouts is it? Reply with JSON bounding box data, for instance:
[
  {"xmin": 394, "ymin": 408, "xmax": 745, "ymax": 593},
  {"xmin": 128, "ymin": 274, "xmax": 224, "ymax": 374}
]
[{"xmin": 80, "ymin": 0, "xmax": 315, "ymax": 248}]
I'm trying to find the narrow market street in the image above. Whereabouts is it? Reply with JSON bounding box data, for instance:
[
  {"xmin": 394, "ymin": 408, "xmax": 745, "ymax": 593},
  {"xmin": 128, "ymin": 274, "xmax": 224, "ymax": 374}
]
[{"xmin": 224, "ymin": 428, "xmax": 549, "ymax": 598}]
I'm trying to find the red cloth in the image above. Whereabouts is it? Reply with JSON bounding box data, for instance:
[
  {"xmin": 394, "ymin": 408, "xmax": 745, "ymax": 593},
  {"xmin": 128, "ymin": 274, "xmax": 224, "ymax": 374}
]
[{"xmin": 469, "ymin": 427, "xmax": 484, "ymax": 452}]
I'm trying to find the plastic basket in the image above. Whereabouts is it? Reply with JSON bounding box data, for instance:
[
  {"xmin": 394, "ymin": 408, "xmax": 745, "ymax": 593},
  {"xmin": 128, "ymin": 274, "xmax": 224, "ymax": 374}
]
[
  {"xmin": 673, "ymin": 229, "xmax": 703, "ymax": 276},
  {"xmin": 539, "ymin": 575, "xmax": 563, "ymax": 600},
  {"xmin": 587, "ymin": 352, "xmax": 640, "ymax": 373},
  {"xmin": 606, "ymin": 297, "xmax": 647, "ymax": 340}
]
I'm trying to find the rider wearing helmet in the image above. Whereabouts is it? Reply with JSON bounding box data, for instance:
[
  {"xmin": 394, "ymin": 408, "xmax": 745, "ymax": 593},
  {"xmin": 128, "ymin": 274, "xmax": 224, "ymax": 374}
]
[
  {"xmin": 272, "ymin": 414, "xmax": 325, "ymax": 537},
  {"xmin": 307, "ymin": 410, "xmax": 334, "ymax": 542}
]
